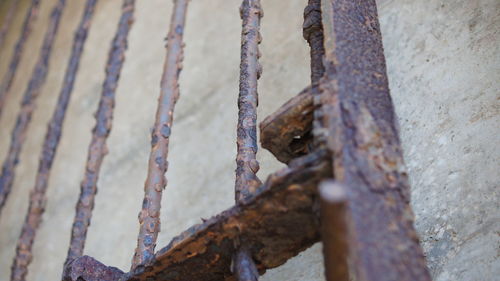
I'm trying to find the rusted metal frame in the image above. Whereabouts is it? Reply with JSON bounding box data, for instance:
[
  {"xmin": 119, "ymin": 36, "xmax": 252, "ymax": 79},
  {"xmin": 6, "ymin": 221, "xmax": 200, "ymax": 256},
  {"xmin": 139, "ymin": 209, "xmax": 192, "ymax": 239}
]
[
  {"xmin": 0, "ymin": 0, "xmax": 58, "ymax": 217},
  {"xmin": 131, "ymin": 0, "xmax": 189, "ymax": 270},
  {"xmin": 64, "ymin": 0, "xmax": 134, "ymax": 269},
  {"xmin": 0, "ymin": 0, "xmax": 40, "ymax": 119},
  {"xmin": 318, "ymin": 0, "xmax": 431, "ymax": 280},
  {"xmin": 319, "ymin": 181, "xmax": 350, "ymax": 281},
  {"xmin": 7, "ymin": 0, "xmax": 66, "ymax": 280},
  {"xmin": 233, "ymin": 0, "xmax": 263, "ymax": 280},
  {"xmin": 63, "ymin": 149, "xmax": 331, "ymax": 281},
  {"xmin": 0, "ymin": 0, "xmax": 20, "ymax": 53}
]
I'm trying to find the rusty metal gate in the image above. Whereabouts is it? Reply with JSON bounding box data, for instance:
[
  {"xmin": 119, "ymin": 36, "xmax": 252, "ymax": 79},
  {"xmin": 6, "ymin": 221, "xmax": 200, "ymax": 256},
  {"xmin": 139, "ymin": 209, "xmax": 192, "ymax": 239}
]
[{"xmin": 0, "ymin": 0, "xmax": 432, "ymax": 280}]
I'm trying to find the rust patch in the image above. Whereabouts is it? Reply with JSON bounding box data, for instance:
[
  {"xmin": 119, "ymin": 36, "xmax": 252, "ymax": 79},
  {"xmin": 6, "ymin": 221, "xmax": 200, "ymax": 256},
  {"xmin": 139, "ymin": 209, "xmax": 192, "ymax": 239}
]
[
  {"xmin": 65, "ymin": 0, "xmax": 134, "ymax": 268},
  {"xmin": 131, "ymin": 0, "xmax": 189, "ymax": 269},
  {"xmin": 259, "ymin": 86, "xmax": 315, "ymax": 163},
  {"xmin": 63, "ymin": 256, "xmax": 124, "ymax": 281}
]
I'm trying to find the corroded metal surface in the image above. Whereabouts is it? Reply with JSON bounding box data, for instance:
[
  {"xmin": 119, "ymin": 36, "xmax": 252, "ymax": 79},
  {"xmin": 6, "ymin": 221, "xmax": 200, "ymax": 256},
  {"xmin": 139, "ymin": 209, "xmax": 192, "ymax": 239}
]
[
  {"xmin": 8, "ymin": 1, "xmax": 66, "ymax": 280},
  {"xmin": 0, "ymin": 0, "xmax": 40, "ymax": 119},
  {"xmin": 235, "ymin": 0, "xmax": 262, "ymax": 202},
  {"xmin": 234, "ymin": 0, "xmax": 263, "ymax": 278},
  {"xmin": 259, "ymin": 86, "xmax": 314, "ymax": 163},
  {"xmin": 132, "ymin": 0, "xmax": 189, "ymax": 269},
  {"xmin": 233, "ymin": 247, "xmax": 259, "ymax": 281},
  {"xmin": 303, "ymin": 0, "xmax": 325, "ymax": 84},
  {"xmin": 63, "ymin": 256, "xmax": 124, "ymax": 281},
  {"xmin": 319, "ymin": 0, "xmax": 431, "ymax": 280},
  {"xmin": 0, "ymin": 0, "xmax": 61, "ymax": 217},
  {"xmin": 0, "ymin": 0, "xmax": 19, "ymax": 52},
  {"xmin": 65, "ymin": 0, "xmax": 134, "ymax": 267},
  {"xmin": 121, "ymin": 150, "xmax": 330, "ymax": 281},
  {"xmin": 319, "ymin": 181, "xmax": 349, "ymax": 281}
]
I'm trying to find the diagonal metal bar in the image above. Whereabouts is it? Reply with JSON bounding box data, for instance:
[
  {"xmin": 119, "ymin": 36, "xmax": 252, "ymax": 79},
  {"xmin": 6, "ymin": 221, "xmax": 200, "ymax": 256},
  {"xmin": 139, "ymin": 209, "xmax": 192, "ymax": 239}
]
[
  {"xmin": 0, "ymin": 0, "xmax": 20, "ymax": 53},
  {"xmin": 0, "ymin": 0, "xmax": 58, "ymax": 218},
  {"xmin": 233, "ymin": 0, "xmax": 263, "ymax": 280},
  {"xmin": 318, "ymin": 0, "xmax": 431, "ymax": 280},
  {"xmin": 8, "ymin": 1, "xmax": 67, "ymax": 279},
  {"xmin": 63, "ymin": 150, "xmax": 331, "ymax": 281},
  {"xmin": 0, "ymin": 0, "xmax": 40, "ymax": 119},
  {"xmin": 65, "ymin": 0, "xmax": 135, "ymax": 267},
  {"xmin": 131, "ymin": 0, "xmax": 189, "ymax": 270}
]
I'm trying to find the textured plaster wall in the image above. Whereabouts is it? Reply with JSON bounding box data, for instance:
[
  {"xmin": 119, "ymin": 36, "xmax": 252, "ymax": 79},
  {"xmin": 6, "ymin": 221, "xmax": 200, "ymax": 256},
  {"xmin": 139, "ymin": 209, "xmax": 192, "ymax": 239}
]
[{"xmin": 0, "ymin": 0, "xmax": 497, "ymax": 280}]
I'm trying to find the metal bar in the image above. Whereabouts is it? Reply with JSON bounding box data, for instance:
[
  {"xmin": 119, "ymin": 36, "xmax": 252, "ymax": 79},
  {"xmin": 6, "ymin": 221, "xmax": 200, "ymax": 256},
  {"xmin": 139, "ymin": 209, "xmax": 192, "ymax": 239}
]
[
  {"xmin": 0, "ymin": 0, "xmax": 20, "ymax": 53},
  {"xmin": 0, "ymin": 0, "xmax": 40, "ymax": 119},
  {"xmin": 8, "ymin": 1, "xmax": 67, "ymax": 279},
  {"xmin": 319, "ymin": 0, "xmax": 431, "ymax": 280},
  {"xmin": 303, "ymin": 0, "xmax": 325, "ymax": 85},
  {"xmin": 131, "ymin": 0, "xmax": 189, "ymax": 270},
  {"xmin": 0, "ymin": 0, "xmax": 57, "ymax": 217},
  {"xmin": 319, "ymin": 181, "xmax": 349, "ymax": 281},
  {"xmin": 65, "ymin": 0, "xmax": 134, "ymax": 267},
  {"xmin": 65, "ymin": 150, "xmax": 330, "ymax": 281},
  {"xmin": 233, "ymin": 0, "xmax": 263, "ymax": 280}
]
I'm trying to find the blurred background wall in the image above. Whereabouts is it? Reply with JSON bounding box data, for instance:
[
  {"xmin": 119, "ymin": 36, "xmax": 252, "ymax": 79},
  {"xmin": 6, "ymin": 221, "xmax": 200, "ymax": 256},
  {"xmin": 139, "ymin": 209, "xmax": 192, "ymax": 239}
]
[{"xmin": 0, "ymin": 0, "xmax": 498, "ymax": 280}]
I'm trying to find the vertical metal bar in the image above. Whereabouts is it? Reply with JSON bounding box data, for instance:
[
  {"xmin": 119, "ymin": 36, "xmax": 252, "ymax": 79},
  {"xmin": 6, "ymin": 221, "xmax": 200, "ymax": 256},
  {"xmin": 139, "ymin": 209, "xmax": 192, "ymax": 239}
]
[
  {"xmin": 319, "ymin": 0, "xmax": 432, "ymax": 280},
  {"xmin": 65, "ymin": 0, "xmax": 134, "ymax": 268},
  {"xmin": 319, "ymin": 181, "xmax": 349, "ymax": 281},
  {"xmin": 0, "ymin": 0, "xmax": 57, "ymax": 217},
  {"xmin": 9, "ymin": 1, "xmax": 67, "ymax": 279},
  {"xmin": 0, "ymin": 0, "xmax": 40, "ymax": 119},
  {"xmin": 303, "ymin": 0, "xmax": 325, "ymax": 85},
  {"xmin": 233, "ymin": 0, "xmax": 262, "ymax": 280},
  {"xmin": 0, "ymin": 0, "xmax": 20, "ymax": 53},
  {"xmin": 131, "ymin": 0, "xmax": 189, "ymax": 270}
]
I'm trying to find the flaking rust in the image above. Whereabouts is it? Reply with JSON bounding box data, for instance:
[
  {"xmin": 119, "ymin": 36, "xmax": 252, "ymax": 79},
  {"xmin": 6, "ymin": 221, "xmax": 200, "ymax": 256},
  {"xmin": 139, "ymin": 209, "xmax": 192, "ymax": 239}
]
[
  {"xmin": 8, "ymin": 0, "xmax": 67, "ymax": 280},
  {"xmin": 63, "ymin": 150, "xmax": 331, "ymax": 281},
  {"xmin": 259, "ymin": 86, "xmax": 314, "ymax": 164},
  {"xmin": 132, "ymin": 0, "xmax": 189, "ymax": 270},
  {"xmin": 65, "ymin": 0, "xmax": 134, "ymax": 268},
  {"xmin": 318, "ymin": 0, "xmax": 431, "ymax": 280},
  {"xmin": 0, "ymin": 0, "xmax": 40, "ymax": 119}
]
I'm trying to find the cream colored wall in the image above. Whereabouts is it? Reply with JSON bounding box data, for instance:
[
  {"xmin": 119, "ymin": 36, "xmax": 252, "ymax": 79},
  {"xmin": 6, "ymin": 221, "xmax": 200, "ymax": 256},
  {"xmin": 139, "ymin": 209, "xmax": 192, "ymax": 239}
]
[{"xmin": 0, "ymin": 0, "xmax": 497, "ymax": 280}]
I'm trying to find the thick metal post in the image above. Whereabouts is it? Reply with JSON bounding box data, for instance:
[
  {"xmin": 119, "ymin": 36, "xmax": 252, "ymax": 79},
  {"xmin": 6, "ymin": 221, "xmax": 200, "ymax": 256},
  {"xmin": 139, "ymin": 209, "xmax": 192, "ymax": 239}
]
[
  {"xmin": 318, "ymin": 0, "xmax": 432, "ymax": 280},
  {"xmin": 131, "ymin": 0, "xmax": 189, "ymax": 270},
  {"xmin": 65, "ymin": 0, "xmax": 134, "ymax": 268},
  {"xmin": 233, "ymin": 0, "xmax": 263, "ymax": 280},
  {"xmin": 8, "ymin": 1, "xmax": 67, "ymax": 279},
  {"xmin": 0, "ymin": 0, "xmax": 20, "ymax": 52},
  {"xmin": 0, "ymin": 0, "xmax": 40, "ymax": 119}
]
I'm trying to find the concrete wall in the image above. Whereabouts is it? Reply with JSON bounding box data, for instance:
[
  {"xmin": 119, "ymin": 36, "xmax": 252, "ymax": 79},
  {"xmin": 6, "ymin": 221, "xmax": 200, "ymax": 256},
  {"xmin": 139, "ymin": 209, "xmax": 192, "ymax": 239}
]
[{"xmin": 0, "ymin": 0, "xmax": 497, "ymax": 280}]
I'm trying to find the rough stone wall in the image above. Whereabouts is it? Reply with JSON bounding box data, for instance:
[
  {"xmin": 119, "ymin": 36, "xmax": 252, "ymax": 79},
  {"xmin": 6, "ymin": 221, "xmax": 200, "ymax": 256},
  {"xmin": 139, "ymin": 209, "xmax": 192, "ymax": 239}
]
[{"xmin": 0, "ymin": 0, "xmax": 497, "ymax": 281}]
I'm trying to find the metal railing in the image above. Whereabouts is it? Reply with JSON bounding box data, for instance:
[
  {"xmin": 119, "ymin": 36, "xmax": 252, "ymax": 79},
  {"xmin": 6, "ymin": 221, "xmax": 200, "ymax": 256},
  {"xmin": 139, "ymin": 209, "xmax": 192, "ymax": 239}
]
[{"xmin": 0, "ymin": 0, "xmax": 431, "ymax": 280}]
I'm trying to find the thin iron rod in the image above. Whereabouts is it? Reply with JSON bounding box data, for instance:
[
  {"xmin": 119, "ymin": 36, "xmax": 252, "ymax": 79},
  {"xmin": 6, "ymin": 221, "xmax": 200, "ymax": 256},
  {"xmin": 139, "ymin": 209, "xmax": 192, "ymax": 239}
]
[
  {"xmin": 0, "ymin": 0, "xmax": 58, "ymax": 217},
  {"xmin": 0, "ymin": 0, "xmax": 20, "ymax": 53},
  {"xmin": 0, "ymin": 0, "xmax": 40, "ymax": 119},
  {"xmin": 65, "ymin": 0, "xmax": 135, "ymax": 267},
  {"xmin": 303, "ymin": 0, "xmax": 325, "ymax": 85},
  {"xmin": 233, "ymin": 0, "xmax": 263, "ymax": 280},
  {"xmin": 131, "ymin": 0, "xmax": 189, "ymax": 270},
  {"xmin": 319, "ymin": 181, "xmax": 350, "ymax": 281},
  {"xmin": 9, "ymin": 0, "xmax": 98, "ymax": 272},
  {"xmin": 9, "ymin": 0, "xmax": 67, "ymax": 280}
]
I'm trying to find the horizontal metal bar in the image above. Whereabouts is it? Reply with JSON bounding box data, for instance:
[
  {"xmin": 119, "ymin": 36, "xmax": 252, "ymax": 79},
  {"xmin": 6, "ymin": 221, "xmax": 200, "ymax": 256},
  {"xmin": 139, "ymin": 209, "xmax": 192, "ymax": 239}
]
[{"xmin": 64, "ymin": 150, "xmax": 331, "ymax": 281}]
